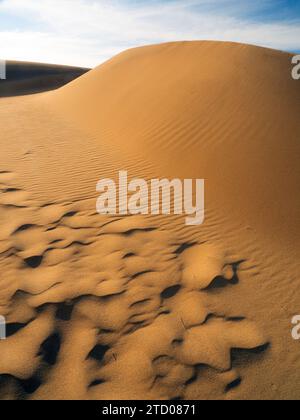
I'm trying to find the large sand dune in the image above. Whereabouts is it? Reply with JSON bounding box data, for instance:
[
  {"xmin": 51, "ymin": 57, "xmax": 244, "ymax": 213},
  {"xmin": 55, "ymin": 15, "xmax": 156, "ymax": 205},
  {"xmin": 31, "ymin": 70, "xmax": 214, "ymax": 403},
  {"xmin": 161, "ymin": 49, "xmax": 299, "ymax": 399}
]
[{"xmin": 0, "ymin": 41, "xmax": 299, "ymax": 400}]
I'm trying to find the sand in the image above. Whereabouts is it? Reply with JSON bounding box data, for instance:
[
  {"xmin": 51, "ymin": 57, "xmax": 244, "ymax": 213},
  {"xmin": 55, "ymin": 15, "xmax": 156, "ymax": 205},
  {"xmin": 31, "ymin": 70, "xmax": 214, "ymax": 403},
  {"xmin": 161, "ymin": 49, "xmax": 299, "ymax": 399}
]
[{"xmin": 0, "ymin": 41, "xmax": 299, "ymax": 400}]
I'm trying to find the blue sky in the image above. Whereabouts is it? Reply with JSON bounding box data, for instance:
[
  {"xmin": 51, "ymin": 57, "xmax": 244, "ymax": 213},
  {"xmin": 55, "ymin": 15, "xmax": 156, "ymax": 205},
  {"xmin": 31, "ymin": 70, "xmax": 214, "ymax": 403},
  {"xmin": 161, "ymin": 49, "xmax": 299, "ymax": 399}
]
[{"xmin": 0, "ymin": 0, "xmax": 299, "ymax": 67}]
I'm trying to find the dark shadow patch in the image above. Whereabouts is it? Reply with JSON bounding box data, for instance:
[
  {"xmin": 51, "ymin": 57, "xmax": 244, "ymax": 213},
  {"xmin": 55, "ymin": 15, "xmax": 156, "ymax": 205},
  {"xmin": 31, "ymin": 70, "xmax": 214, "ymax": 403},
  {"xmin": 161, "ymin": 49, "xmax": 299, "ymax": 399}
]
[
  {"xmin": 128, "ymin": 319, "xmax": 147, "ymax": 328},
  {"xmin": 19, "ymin": 376, "xmax": 41, "ymax": 395},
  {"xmin": 63, "ymin": 240, "xmax": 90, "ymax": 249},
  {"xmin": 0, "ymin": 62, "xmax": 89, "ymax": 98},
  {"xmin": 161, "ymin": 285, "xmax": 181, "ymax": 300},
  {"xmin": 225, "ymin": 377, "xmax": 242, "ymax": 393},
  {"xmin": 231, "ymin": 343, "xmax": 270, "ymax": 367},
  {"xmin": 202, "ymin": 313, "xmax": 245, "ymax": 327},
  {"xmin": 158, "ymin": 310, "xmax": 171, "ymax": 317},
  {"xmin": 88, "ymin": 345, "xmax": 110, "ymax": 363},
  {"xmin": 123, "ymin": 228, "xmax": 156, "ymax": 237},
  {"xmin": 185, "ymin": 371, "xmax": 198, "ymax": 386},
  {"xmin": 175, "ymin": 242, "xmax": 198, "ymax": 255},
  {"xmin": 5, "ymin": 322, "xmax": 28, "ymax": 337},
  {"xmin": 0, "ymin": 374, "xmax": 19, "ymax": 399},
  {"xmin": 13, "ymin": 224, "xmax": 35, "ymax": 234},
  {"xmin": 206, "ymin": 275, "xmax": 238, "ymax": 290},
  {"xmin": 170, "ymin": 396, "xmax": 183, "ymax": 401},
  {"xmin": 3, "ymin": 204, "xmax": 26, "ymax": 209},
  {"xmin": 89, "ymin": 379, "xmax": 105, "ymax": 388},
  {"xmin": 63, "ymin": 211, "xmax": 78, "ymax": 218},
  {"xmin": 227, "ymin": 316, "xmax": 246, "ymax": 322},
  {"xmin": 202, "ymin": 313, "xmax": 221, "ymax": 324},
  {"xmin": 172, "ymin": 339, "xmax": 183, "ymax": 348},
  {"xmin": 99, "ymin": 328, "xmax": 115, "ymax": 334},
  {"xmin": 50, "ymin": 239, "xmax": 62, "ymax": 245},
  {"xmin": 205, "ymin": 261, "xmax": 246, "ymax": 291},
  {"xmin": 56, "ymin": 301, "xmax": 74, "ymax": 321},
  {"xmin": 40, "ymin": 332, "xmax": 61, "ymax": 365},
  {"xmin": 0, "ymin": 374, "xmax": 42, "ymax": 399},
  {"xmin": 4, "ymin": 188, "xmax": 20, "ymax": 193},
  {"xmin": 123, "ymin": 252, "xmax": 135, "ymax": 259},
  {"xmin": 24, "ymin": 255, "xmax": 43, "ymax": 268}
]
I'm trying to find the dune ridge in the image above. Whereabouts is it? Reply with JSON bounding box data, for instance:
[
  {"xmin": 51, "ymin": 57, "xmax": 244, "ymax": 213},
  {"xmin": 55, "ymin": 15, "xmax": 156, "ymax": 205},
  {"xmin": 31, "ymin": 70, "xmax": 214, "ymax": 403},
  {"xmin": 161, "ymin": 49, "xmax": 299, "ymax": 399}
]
[{"xmin": 0, "ymin": 41, "xmax": 299, "ymax": 400}]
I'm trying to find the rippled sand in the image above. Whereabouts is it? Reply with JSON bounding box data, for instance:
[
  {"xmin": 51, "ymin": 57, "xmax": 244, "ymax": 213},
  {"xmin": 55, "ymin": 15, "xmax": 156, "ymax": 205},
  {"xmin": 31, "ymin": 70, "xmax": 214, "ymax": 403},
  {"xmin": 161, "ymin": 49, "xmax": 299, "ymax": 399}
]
[{"xmin": 0, "ymin": 41, "xmax": 299, "ymax": 400}]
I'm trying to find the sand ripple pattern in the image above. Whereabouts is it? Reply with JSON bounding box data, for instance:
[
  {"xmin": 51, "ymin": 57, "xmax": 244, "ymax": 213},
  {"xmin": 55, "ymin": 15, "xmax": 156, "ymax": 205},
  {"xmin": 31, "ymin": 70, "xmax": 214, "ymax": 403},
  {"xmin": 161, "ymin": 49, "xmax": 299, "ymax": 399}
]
[{"xmin": 0, "ymin": 174, "xmax": 268, "ymax": 400}]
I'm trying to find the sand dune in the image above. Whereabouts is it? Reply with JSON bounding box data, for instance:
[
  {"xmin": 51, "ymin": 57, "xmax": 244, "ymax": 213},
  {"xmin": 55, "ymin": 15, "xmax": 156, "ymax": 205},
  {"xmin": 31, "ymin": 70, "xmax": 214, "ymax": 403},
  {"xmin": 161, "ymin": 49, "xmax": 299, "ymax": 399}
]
[
  {"xmin": 0, "ymin": 41, "xmax": 299, "ymax": 400},
  {"xmin": 0, "ymin": 61, "xmax": 89, "ymax": 97}
]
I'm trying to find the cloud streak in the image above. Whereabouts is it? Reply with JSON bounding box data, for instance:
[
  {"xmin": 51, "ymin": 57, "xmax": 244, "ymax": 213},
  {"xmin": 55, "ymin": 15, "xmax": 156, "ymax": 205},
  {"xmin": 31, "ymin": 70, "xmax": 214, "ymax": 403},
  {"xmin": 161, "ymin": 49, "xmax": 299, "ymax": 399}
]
[{"xmin": 0, "ymin": 0, "xmax": 299, "ymax": 67}]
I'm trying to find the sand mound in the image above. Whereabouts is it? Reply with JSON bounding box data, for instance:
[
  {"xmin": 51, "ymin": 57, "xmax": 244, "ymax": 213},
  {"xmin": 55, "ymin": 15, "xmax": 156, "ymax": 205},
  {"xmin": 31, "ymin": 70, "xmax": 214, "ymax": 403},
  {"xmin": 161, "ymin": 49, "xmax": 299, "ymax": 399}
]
[
  {"xmin": 0, "ymin": 41, "xmax": 299, "ymax": 400},
  {"xmin": 0, "ymin": 61, "xmax": 89, "ymax": 97},
  {"xmin": 51, "ymin": 41, "xmax": 300, "ymax": 248}
]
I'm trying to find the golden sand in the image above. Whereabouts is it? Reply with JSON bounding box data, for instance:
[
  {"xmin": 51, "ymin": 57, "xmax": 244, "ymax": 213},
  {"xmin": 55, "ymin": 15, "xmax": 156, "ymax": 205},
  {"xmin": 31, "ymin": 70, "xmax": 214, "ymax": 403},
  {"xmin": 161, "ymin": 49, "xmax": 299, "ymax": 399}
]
[{"xmin": 0, "ymin": 41, "xmax": 299, "ymax": 400}]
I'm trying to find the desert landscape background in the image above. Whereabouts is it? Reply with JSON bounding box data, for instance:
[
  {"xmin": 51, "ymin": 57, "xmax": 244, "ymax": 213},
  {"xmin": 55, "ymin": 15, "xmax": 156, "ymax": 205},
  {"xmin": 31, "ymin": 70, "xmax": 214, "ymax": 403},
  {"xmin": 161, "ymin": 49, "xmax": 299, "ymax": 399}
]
[
  {"xmin": 0, "ymin": 61, "xmax": 89, "ymax": 97},
  {"xmin": 0, "ymin": 41, "xmax": 299, "ymax": 400}
]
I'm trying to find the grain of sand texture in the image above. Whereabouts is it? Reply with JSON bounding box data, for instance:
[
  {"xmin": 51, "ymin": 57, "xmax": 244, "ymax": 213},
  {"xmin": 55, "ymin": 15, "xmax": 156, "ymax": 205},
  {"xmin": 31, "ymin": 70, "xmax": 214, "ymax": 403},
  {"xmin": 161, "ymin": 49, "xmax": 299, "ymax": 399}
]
[{"xmin": 0, "ymin": 41, "xmax": 299, "ymax": 400}]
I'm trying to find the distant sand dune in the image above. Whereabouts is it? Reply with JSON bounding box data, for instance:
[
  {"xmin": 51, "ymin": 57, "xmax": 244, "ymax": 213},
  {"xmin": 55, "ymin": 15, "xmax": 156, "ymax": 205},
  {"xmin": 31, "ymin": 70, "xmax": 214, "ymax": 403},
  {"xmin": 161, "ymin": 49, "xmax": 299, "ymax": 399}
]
[
  {"xmin": 0, "ymin": 61, "xmax": 89, "ymax": 97},
  {"xmin": 0, "ymin": 41, "xmax": 299, "ymax": 400}
]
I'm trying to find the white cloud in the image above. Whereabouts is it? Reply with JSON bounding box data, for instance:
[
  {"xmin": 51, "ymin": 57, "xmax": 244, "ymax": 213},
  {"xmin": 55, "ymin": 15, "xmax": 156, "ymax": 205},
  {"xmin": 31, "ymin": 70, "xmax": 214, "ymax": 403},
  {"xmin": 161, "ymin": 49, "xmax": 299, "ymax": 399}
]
[{"xmin": 0, "ymin": 0, "xmax": 299, "ymax": 67}]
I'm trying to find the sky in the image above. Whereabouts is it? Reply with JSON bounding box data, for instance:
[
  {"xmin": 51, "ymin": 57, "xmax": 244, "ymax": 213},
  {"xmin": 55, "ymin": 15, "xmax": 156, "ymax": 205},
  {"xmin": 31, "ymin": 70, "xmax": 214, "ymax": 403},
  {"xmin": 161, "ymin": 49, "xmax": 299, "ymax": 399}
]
[{"xmin": 0, "ymin": 0, "xmax": 299, "ymax": 68}]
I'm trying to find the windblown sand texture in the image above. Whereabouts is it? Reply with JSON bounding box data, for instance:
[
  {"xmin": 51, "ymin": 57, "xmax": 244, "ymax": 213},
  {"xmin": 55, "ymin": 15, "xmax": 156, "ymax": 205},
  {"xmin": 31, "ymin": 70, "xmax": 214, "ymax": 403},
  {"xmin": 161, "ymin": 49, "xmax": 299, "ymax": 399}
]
[{"xmin": 0, "ymin": 41, "xmax": 299, "ymax": 400}]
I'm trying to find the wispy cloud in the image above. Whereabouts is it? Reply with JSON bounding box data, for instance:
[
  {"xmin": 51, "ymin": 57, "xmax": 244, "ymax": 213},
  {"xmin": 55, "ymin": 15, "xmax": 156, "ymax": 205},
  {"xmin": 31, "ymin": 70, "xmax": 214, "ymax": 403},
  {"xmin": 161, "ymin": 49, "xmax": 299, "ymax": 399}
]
[{"xmin": 0, "ymin": 0, "xmax": 299, "ymax": 67}]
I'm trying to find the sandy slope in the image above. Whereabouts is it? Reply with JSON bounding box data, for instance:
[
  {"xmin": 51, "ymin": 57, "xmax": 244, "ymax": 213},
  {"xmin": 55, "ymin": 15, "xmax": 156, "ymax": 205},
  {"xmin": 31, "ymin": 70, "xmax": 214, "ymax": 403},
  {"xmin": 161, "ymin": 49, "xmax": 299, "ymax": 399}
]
[
  {"xmin": 0, "ymin": 61, "xmax": 89, "ymax": 97},
  {"xmin": 0, "ymin": 41, "xmax": 299, "ymax": 400}
]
